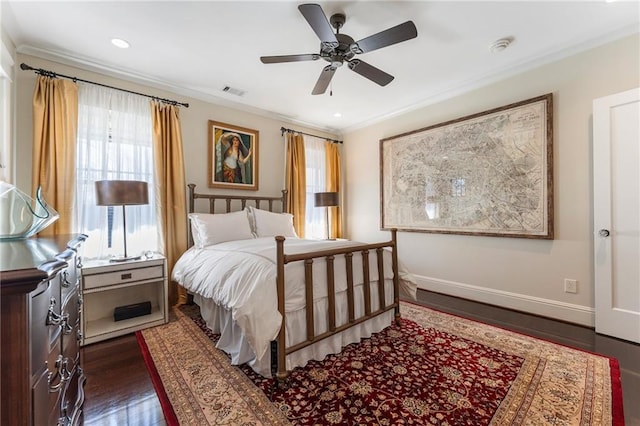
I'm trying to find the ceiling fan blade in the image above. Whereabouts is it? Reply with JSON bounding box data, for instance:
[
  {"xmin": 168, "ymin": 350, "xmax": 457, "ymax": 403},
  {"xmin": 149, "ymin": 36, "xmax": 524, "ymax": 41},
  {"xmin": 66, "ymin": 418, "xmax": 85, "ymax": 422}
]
[
  {"xmin": 351, "ymin": 21, "xmax": 417, "ymax": 54},
  {"xmin": 312, "ymin": 65, "xmax": 337, "ymax": 95},
  {"xmin": 298, "ymin": 3, "xmax": 338, "ymax": 48},
  {"xmin": 348, "ymin": 59, "xmax": 394, "ymax": 86},
  {"xmin": 260, "ymin": 54, "xmax": 320, "ymax": 64}
]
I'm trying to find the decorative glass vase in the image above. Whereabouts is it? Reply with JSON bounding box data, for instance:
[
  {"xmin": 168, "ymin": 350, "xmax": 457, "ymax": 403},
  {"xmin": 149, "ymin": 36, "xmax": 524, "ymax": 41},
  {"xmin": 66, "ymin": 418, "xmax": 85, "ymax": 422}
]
[{"xmin": 0, "ymin": 181, "xmax": 59, "ymax": 240}]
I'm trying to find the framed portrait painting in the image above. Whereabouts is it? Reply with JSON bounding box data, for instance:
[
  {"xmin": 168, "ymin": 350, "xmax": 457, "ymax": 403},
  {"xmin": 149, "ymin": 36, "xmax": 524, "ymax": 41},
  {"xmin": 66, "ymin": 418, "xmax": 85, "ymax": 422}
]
[{"xmin": 208, "ymin": 120, "xmax": 258, "ymax": 190}]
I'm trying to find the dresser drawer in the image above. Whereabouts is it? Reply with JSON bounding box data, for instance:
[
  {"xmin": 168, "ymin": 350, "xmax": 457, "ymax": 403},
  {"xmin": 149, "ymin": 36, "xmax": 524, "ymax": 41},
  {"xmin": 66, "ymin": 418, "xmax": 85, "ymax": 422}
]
[
  {"xmin": 30, "ymin": 279, "xmax": 60, "ymax": 380},
  {"xmin": 83, "ymin": 265, "xmax": 164, "ymax": 290}
]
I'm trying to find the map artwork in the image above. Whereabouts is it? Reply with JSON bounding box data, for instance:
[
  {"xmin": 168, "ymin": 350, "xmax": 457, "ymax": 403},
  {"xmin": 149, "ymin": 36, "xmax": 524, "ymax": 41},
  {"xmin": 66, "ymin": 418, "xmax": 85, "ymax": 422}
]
[{"xmin": 380, "ymin": 94, "xmax": 553, "ymax": 239}]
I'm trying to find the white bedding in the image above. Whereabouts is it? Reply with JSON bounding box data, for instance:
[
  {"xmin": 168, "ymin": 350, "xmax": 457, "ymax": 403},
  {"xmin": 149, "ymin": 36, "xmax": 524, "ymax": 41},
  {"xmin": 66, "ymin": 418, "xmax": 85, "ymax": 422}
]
[{"xmin": 172, "ymin": 237, "xmax": 417, "ymax": 376}]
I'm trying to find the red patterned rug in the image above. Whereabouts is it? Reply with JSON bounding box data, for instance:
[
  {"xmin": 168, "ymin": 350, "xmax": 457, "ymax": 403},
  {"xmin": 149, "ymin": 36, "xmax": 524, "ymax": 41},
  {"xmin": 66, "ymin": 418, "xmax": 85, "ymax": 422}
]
[{"xmin": 137, "ymin": 301, "xmax": 624, "ymax": 425}]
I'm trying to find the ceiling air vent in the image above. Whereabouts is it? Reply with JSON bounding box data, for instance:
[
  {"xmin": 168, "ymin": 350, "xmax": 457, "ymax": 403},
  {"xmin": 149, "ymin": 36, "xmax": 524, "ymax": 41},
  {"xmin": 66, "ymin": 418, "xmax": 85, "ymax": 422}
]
[{"xmin": 222, "ymin": 85, "xmax": 246, "ymax": 97}]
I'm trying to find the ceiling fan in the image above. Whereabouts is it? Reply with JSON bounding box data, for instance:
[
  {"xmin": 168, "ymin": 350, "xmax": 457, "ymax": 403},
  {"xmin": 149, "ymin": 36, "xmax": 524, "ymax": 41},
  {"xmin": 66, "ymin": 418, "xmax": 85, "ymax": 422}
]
[{"xmin": 260, "ymin": 3, "xmax": 418, "ymax": 95}]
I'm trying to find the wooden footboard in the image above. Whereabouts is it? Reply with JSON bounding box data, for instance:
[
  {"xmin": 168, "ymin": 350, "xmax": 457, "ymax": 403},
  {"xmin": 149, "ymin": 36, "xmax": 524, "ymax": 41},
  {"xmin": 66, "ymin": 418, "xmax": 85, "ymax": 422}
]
[
  {"xmin": 274, "ymin": 231, "xmax": 400, "ymax": 382},
  {"xmin": 187, "ymin": 184, "xmax": 401, "ymax": 382}
]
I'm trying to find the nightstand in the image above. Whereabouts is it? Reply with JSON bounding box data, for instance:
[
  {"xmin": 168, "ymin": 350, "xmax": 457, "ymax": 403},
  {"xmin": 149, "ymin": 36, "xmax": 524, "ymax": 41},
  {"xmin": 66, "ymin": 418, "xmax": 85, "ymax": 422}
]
[{"xmin": 80, "ymin": 254, "xmax": 168, "ymax": 346}]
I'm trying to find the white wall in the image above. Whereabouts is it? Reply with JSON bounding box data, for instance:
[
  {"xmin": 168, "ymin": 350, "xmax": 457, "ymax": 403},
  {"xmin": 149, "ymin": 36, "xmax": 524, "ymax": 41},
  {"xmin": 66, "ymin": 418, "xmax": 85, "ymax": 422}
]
[
  {"xmin": 14, "ymin": 54, "xmax": 338, "ymax": 199},
  {"xmin": 343, "ymin": 34, "xmax": 640, "ymax": 326}
]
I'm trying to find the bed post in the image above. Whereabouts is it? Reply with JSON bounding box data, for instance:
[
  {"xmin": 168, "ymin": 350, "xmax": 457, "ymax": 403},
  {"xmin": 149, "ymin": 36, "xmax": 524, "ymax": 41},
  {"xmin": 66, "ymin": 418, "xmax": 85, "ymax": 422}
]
[
  {"xmin": 391, "ymin": 228, "xmax": 400, "ymax": 323},
  {"xmin": 187, "ymin": 184, "xmax": 196, "ymax": 248},
  {"xmin": 275, "ymin": 236, "xmax": 287, "ymax": 384}
]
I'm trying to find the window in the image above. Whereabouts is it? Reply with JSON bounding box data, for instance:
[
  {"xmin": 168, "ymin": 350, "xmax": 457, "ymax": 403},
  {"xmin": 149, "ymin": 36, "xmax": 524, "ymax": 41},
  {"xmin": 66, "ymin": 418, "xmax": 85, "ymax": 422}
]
[
  {"xmin": 0, "ymin": 39, "xmax": 14, "ymax": 183},
  {"xmin": 74, "ymin": 84, "xmax": 158, "ymax": 259},
  {"xmin": 304, "ymin": 136, "xmax": 328, "ymax": 239}
]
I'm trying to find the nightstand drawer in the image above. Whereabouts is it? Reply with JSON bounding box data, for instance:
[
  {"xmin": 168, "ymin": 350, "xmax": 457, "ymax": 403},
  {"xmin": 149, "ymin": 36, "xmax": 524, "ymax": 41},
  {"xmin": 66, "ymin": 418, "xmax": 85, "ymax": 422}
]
[{"xmin": 83, "ymin": 265, "xmax": 164, "ymax": 290}]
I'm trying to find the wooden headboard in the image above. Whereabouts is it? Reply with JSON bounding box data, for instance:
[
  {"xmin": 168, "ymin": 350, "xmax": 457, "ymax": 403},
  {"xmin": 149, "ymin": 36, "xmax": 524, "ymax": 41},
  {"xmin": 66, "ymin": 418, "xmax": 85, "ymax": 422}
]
[{"xmin": 186, "ymin": 183, "xmax": 289, "ymax": 247}]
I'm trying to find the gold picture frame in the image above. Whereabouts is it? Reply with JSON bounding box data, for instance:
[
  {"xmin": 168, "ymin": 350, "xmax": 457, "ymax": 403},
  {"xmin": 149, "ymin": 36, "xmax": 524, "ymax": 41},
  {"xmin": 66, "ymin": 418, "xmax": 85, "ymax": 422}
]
[
  {"xmin": 380, "ymin": 93, "xmax": 553, "ymax": 239},
  {"xmin": 208, "ymin": 120, "xmax": 258, "ymax": 190}
]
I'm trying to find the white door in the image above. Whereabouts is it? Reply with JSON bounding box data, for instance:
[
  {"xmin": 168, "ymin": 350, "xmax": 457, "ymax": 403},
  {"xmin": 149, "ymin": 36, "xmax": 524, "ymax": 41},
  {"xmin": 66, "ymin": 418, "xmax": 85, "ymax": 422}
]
[{"xmin": 593, "ymin": 87, "xmax": 640, "ymax": 343}]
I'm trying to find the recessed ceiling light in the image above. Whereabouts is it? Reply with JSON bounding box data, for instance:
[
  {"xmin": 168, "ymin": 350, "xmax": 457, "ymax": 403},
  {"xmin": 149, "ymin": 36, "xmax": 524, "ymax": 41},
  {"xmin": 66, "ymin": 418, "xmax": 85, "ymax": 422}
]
[
  {"xmin": 333, "ymin": 112, "xmax": 342, "ymax": 118},
  {"xmin": 111, "ymin": 38, "xmax": 130, "ymax": 49}
]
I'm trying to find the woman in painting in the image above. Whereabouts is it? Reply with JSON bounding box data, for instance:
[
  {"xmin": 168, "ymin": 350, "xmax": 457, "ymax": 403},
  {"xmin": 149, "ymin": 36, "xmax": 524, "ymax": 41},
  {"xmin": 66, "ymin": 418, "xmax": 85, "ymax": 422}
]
[{"xmin": 220, "ymin": 133, "xmax": 252, "ymax": 184}]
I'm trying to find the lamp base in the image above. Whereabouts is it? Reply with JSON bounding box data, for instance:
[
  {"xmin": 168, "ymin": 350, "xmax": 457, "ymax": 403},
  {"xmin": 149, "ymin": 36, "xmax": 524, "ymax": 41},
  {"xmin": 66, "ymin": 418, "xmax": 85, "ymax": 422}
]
[{"xmin": 109, "ymin": 254, "xmax": 142, "ymax": 263}]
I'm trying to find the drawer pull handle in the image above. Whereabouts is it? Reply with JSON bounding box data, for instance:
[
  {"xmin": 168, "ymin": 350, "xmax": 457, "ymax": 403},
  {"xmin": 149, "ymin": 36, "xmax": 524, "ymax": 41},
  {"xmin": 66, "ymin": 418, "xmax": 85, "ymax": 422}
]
[
  {"xmin": 61, "ymin": 271, "xmax": 71, "ymax": 288},
  {"xmin": 58, "ymin": 408, "xmax": 70, "ymax": 426},
  {"xmin": 47, "ymin": 298, "xmax": 64, "ymax": 326},
  {"xmin": 47, "ymin": 298, "xmax": 71, "ymax": 334},
  {"xmin": 48, "ymin": 355, "xmax": 71, "ymax": 392},
  {"xmin": 121, "ymin": 273, "xmax": 132, "ymax": 280},
  {"xmin": 62, "ymin": 316, "xmax": 73, "ymax": 335}
]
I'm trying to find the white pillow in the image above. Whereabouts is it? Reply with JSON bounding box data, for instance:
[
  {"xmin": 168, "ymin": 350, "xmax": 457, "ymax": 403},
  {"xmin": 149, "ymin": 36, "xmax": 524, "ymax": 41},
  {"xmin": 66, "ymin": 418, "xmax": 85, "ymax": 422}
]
[
  {"xmin": 189, "ymin": 210, "xmax": 254, "ymax": 248},
  {"xmin": 249, "ymin": 207, "xmax": 298, "ymax": 238}
]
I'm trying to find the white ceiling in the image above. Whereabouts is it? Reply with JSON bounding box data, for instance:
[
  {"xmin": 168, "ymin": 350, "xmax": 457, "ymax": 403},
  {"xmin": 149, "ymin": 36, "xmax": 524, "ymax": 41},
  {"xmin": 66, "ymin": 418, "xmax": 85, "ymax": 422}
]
[{"xmin": 3, "ymin": 1, "xmax": 639, "ymax": 134}]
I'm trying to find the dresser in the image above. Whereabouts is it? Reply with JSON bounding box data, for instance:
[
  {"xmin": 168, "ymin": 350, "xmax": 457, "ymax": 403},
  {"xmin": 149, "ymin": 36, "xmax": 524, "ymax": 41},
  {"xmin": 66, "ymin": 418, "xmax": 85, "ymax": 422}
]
[{"xmin": 0, "ymin": 234, "xmax": 87, "ymax": 426}]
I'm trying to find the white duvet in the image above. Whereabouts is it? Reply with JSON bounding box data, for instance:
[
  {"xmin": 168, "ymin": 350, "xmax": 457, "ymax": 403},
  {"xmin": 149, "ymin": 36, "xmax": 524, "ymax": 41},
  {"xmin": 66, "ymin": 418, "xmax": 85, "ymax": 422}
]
[{"xmin": 172, "ymin": 237, "xmax": 417, "ymax": 365}]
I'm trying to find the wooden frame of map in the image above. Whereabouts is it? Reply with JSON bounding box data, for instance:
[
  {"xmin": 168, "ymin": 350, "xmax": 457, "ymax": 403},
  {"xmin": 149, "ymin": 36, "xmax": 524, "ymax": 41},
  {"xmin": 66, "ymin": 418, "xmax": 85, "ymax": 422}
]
[{"xmin": 380, "ymin": 93, "xmax": 553, "ymax": 239}]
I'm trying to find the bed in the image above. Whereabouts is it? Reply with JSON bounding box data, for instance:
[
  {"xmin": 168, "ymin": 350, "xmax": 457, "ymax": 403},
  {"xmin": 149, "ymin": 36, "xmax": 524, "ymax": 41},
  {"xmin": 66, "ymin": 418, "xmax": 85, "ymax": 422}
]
[{"xmin": 172, "ymin": 184, "xmax": 417, "ymax": 381}]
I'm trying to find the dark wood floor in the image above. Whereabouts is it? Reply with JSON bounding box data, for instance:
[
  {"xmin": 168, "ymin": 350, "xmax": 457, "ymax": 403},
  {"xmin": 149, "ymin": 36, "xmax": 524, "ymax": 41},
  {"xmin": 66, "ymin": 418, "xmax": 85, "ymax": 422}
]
[{"xmin": 81, "ymin": 289, "xmax": 640, "ymax": 425}]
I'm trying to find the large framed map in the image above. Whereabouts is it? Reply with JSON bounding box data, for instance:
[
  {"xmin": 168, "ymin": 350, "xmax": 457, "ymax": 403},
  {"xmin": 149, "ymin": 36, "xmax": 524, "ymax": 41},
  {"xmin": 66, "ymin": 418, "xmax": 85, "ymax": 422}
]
[{"xmin": 380, "ymin": 93, "xmax": 553, "ymax": 239}]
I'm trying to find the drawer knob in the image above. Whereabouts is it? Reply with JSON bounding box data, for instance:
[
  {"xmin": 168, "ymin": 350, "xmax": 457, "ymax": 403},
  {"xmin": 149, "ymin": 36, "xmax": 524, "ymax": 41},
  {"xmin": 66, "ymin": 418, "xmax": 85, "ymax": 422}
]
[{"xmin": 121, "ymin": 273, "xmax": 132, "ymax": 280}]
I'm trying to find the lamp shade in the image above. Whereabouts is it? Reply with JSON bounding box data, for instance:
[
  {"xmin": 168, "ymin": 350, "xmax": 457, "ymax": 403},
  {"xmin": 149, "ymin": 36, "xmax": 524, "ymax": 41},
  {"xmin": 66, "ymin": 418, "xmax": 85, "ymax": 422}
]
[
  {"xmin": 314, "ymin": 191, "xmax": 339, "ymax": 207},
  {"xmin": 95, "ymin": 180, "xmax": 149, "ymax": 206}
]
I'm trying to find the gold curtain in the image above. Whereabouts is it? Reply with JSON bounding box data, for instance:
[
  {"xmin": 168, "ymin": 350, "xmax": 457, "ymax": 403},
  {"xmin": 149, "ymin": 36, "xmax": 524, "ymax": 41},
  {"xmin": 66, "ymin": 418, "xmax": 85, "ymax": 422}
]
[
  {"xmin": 31, "ymin": 75, "xmax": 78, "ymax": 235},
  {"xmin": 150, "ymin": 102, "xmax": 188, "ymax": 306},
  {"xmin": 325, "ymin": 141, "xmax": 342, "ymax": 239},
  {"xmin": 285, "ymin": 132, "xmax": 306, "ymax": 237}
]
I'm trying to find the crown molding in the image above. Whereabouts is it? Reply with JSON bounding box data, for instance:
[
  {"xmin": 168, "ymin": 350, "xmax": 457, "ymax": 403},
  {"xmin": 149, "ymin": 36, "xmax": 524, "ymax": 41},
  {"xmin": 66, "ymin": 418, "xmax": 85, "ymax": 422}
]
[
  {"xmin": 16, "ymin": 45, "xmax": 341, "ymax": 136},
  {"xmin": 341, "ymin": 24, "xmax": 640, "ymax": 134},
  {"xmin": 16, "ymin": 22, "xmax": 638, "ymax": 137}
]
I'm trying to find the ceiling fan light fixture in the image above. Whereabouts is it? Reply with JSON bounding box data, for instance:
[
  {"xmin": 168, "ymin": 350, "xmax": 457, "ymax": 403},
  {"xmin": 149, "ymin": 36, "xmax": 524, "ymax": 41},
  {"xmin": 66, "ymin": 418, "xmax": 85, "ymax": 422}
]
[{"xmin": 489, "ymin": 37, "xmax": 513, "ymax": 53}]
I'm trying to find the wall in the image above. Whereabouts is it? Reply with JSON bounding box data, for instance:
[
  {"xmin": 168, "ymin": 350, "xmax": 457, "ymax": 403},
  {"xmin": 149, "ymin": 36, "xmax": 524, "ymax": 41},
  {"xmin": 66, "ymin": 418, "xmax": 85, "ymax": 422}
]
[
  {"xmin": 343, "ymin": 34, "xmax": 640, "ymax": 326},
  {"xmin": 14, "ymin": 54, "xmax": 337, "ymax": 201},
  {"xmin": 10, "ymin": 34, "xmax": 639, "ymax": 326}
]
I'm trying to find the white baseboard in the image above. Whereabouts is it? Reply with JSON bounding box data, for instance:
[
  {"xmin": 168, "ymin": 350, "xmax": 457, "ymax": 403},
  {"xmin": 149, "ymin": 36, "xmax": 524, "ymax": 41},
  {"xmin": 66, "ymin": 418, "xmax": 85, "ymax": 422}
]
[{"xmin": 415, "ymin": 275, "xmax": 595, "ymax": 327}]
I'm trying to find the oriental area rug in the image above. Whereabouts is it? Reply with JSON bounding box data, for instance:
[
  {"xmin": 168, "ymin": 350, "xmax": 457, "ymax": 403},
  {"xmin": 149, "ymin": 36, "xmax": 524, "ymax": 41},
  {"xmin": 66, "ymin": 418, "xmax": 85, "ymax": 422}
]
[{"xmin": 136, "ymin": 301, "xmax": 624, "ymax": 425}]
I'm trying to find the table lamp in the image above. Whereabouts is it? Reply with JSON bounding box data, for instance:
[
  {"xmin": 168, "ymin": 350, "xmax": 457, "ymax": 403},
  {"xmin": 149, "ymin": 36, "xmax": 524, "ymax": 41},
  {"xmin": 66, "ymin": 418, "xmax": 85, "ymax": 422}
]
[
  {"xmin": 95, "ymin": 180, "xmax": 149, "ymax": 262},
  {"xmin": 314, "ymin": 191, "xmax": 339, "ymax": 240}
]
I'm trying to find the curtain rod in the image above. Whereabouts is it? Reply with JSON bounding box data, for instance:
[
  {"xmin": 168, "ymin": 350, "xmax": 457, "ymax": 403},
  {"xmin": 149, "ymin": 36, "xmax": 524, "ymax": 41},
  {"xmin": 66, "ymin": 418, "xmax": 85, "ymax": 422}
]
[
  {"xmin": 20, "ymin": 63, "xmax": 189, "ymax": 108},
  {"xmin": 280, "ymin": 126, "xmax": 342, "ymax": 144}
]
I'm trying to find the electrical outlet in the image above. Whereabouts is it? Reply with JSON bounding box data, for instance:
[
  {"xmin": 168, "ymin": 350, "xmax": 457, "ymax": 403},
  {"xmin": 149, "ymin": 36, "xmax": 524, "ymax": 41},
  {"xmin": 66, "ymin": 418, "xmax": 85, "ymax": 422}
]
[{"xmin": 564, "ymin": 279, "xmax": 578, "ymax": 293}]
